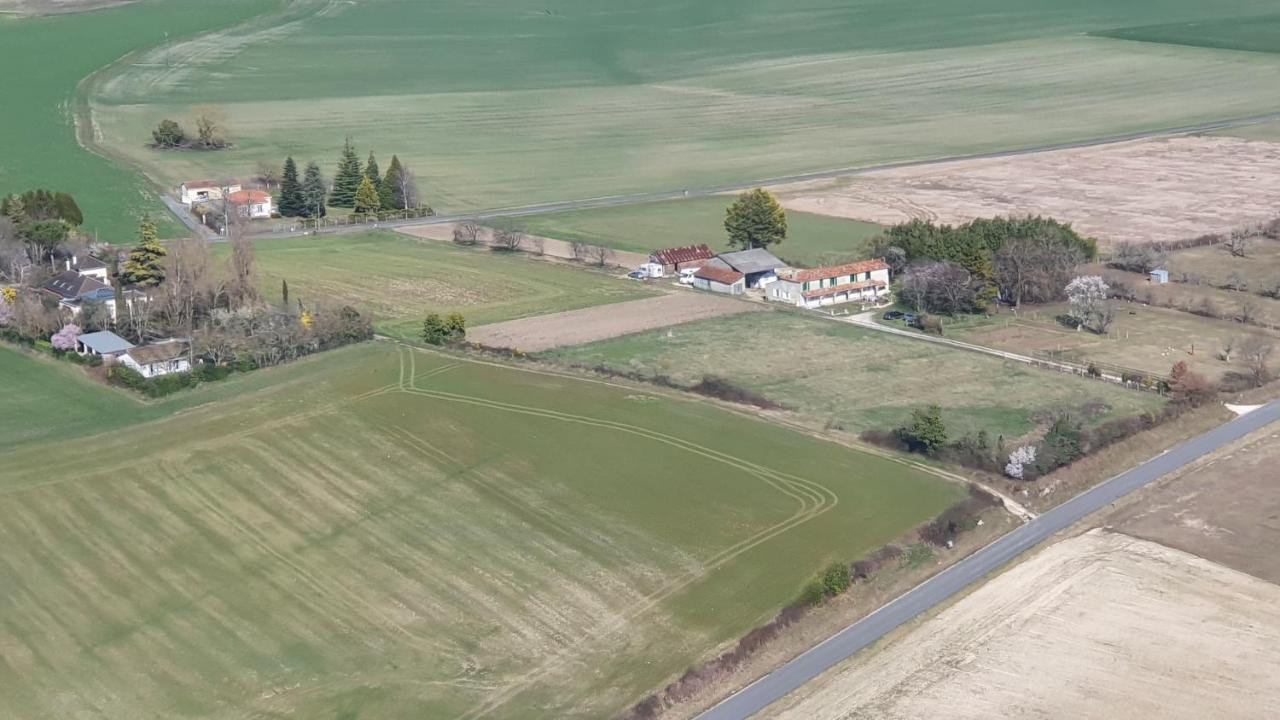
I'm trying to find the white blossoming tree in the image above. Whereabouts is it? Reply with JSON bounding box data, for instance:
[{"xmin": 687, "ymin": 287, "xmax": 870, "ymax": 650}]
[
  {"xmin": 1005, "ymin": 445, "xmax": 1037, "ymax": 480},
  {"xmin": 1065, "ymin": 275, "xmax": 1115, "ymax": 334},
  {"xmin": 50, "ymin": 323, "xmax": 81, "ymax": 351}
]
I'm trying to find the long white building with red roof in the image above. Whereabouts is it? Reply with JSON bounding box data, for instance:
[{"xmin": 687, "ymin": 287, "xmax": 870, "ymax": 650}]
[{"xmin": 767, "ymin": 259, "xmax": 891, "ymax": 309}]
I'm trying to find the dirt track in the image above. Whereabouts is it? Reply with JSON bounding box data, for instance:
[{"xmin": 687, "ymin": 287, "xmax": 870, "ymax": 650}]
[
  {"xmin": 765, "ymin": 530, "xmax": 1280, "ymax": 720},
  {"xmin": 468, "ymin": 293, "xmax": 760, "ymax": 352},
  {"xmin": 774, "ymin": 136, "xmax": 1280, "ymax": 246}
]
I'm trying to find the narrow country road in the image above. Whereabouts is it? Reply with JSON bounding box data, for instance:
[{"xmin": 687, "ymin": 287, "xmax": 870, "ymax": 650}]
[
  {"xmin": 695, "ymin": 400, "xmax": 1280, "ymax": 720},
  {"xmin": 244, "ymin": 110, "xmax": 1280, "ymax": 243}
]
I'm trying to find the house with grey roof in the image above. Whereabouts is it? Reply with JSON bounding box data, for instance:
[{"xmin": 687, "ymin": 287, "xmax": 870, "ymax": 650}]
[
  {"xmin": 704, "ymin": 248, "xmax": 788, "ymax": 288},
  {"xmin": 75, "ymin": 331, "xmax": 134, "ymax": 359}
]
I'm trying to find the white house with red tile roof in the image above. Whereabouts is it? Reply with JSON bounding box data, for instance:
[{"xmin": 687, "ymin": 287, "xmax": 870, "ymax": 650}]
[
  {"xmin": 692, "ymin": 265, "xmax": 746, "ymax": 295},
  {"xmin": 650, "ymin": 244, "xmax": 714, "ymax": 274},
  {"xmin": 768, "ymin": 259, "xmax": 891, "ymax": 309},
  {"xmin": 227, "ymin": 189, "xmax": 274, "ymax": 219},
  {"xmin": 178, "ymin": 179, "xmax": 241, "ymax": 206}
]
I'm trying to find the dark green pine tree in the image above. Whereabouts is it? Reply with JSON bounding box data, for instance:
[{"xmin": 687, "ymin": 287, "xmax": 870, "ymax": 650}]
[
  {"xmin": 363, "ymin": 152, "xmax": 382, "ymax": 199},
  {"xmin": 330, "ymin": 138, "xmax": 363, "ymax": 208},
  {"xmin": 301, "ymin": 161, "xmax": 328, "ymax": 218},
  {"xmin": 122, "ymin": 215, "xmax": 167, "ymax": 287},
  {"xmin": 278, "ymin": 157, "xmax": 304, "ymax": 217},
  {"xmin": 380, "ymin": 155, "xmax": 402, "ymax": 210}
]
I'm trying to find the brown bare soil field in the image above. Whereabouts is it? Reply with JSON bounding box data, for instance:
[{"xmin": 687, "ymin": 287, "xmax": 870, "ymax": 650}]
[
  {"xmin": 764, "ymin": 530, "xmax": 1280, "ymax": 720},
  {"xmin": 1113, "ymin": 427, "xmax": 1280, "ymax": 583},
  {"xmin": 773, "ymin": 136, "xmax": 1280, "ymax": 247},
  {"xmin": 468, "ymin": 293, "xmax": 760, "ymax": 352}
]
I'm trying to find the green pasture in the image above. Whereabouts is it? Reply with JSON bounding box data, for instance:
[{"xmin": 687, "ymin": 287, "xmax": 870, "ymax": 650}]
[
  {"xmin": 85, "ymin": 0, "xmax": 1280, "ymax": 222},
  {"xmin": 0, "ymin": 0, "xmax": 273, "ymax": 238},
  {"xmin": 0, "ymin": 341, "xmax": 959, "ymax": 719},
  {"xmin": 544, "ymin": 311, "xmax": 1165, "ymax": 440},
  {"xmin": 1096, "ymin": 13, "xmax": 1280, "ymax": 53},
  {"xmin": 215, "ymin": 231, "xmax": 655, "ymax": 340},
  {"xmin": 499, "ymin": 196, "xmax": 883, "ymax": 266}
]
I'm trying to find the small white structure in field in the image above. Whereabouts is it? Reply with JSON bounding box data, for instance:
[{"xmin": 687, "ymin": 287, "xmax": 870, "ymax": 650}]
[
  {"xmin": 1149, "ymin": 268, "xmax": 1169, "ymax": 284},
  {"xmin": 121, "ymin": 340, "xmax": 191, "ymax": 378},
  {"xmin": 769, "ymin": 259, "xmax": 891, "ymax": 309}
]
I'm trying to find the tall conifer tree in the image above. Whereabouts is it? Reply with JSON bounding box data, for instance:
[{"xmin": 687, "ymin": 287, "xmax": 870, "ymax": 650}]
[
  {"xmin": 278, "ymin": 157, "xmax": 304, "ymax": 217},
  {"xmin": 122, "ymin": 215, "xmax": 167, "ymax": 287},
  {"xmin": 301, "ymin": 161, "xmax": 328, "ymax": 218},
  {"xmin": 330, "ymin": 138, "xmax": 363, "ymax": 207}
]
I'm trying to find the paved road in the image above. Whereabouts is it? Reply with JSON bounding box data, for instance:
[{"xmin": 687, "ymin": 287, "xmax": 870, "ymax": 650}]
[
  {"xmin": 245, "ymin": 110, "xmax": 1280, "ymax": 242},
  {"xmin": 697, "ymin": 400, "xmax": 1280, "ymax": 720}
]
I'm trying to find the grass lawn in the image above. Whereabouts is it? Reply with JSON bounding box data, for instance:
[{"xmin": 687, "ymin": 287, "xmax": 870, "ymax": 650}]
[
  {"xmin": 84, "ymin": 0, "xmax": 1280, "ymax": 224},
  {"xmin": 949, "ymin": 300, "xmax": 1280, "ymax": 382},
  {"xmin": 497, "ymin": 196, "xmax": 884, "ymax": 267},
  {"xmin": 1163, "ymin": 239, "xmax": 1280, "ymax": 292},
  {"xmin": 0, "ymin": 0, "xmax": 272, "ymax": 238},
  {"xmin": 0, "ymin": 341, "xmax": 960, "ymax": 719},
  {"xmin": 216, "ymin": 231, "xmax": 656, "ymax": 341},
  {"xmin": 543, "ymin": 311, "xmax": 1164, "ymax": 440},
  {"xmin": 1094, "ymin": 13, "xmax": 1280, "ymax": 53}
]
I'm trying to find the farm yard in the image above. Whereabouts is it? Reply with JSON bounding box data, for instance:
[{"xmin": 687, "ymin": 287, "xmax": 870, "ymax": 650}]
[
  {"xmin": 496, "ymin": 197, "xmax": 885, "ymax": 267},
  {"xmin": 78, "ymin": 0, "xmax": 1280, "ymax": 233},
  {"xmin": 0, "ymin": 342, "xmax": 963, "ymax": 720},
  {"xmin": 762, "ymin": 530, "xmax": 1280, "ymax": 720},
  {"xmin": 772, "ymin": 136, "xmax": 1280, "ymax": 247},
  {"xmin": 543, "ymin": 312, "xmax": 1164, "ymax": 441},
  {"xmin": 213, "ymin": 231, "xmax": 656, "ymax": 341},
  {"xmin": 948, "ymin": 301, "xmax": 1280, "ymax": 382}
]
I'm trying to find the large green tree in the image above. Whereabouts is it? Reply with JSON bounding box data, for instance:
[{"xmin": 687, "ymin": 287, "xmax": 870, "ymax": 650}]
[
  {"xmin": 121, "ymin": 215, "xmax": 167, "ymax": 287},
  {"xmin": 380, "ymin": 155, "xmax": 401, "ymax": 209},
  {"xmin": 724, "ymin": 188, "xmax": 787, "ymax": 250},
  {"xmin": 2, "ymin": 189, "xmax": 82, "ymax": 226},
  {"xmin": 301, "ymin": 161, "xmax": 328, "ymax": 218},
  {"xmin": 353, "ymin": 176, "xmax": 381, "ymax": 214},
  {"xmin": 277, "ymin": 157, "xmax": 304, "ymax": 217},
  {"xmin": 330, "ymin": 138, "xmax": 363, "ymax": 208}
]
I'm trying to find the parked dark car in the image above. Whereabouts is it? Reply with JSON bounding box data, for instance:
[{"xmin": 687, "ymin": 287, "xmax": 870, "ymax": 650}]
[
  {"xmin": 902, "ymin": 313, "xmax": 920, "ymax": 326},
  {"xmin": 882, "ymin": 310, "xmax": 905, "ymax": 320}
]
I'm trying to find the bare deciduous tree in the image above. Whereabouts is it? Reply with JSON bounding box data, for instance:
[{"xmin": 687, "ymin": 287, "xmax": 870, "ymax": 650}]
[
  {"xmin": 1220, "ymin": 335, "xmax": 1238, "ymax": 362},
  {"xmin": 995, "ymin": 231, "xmax": 1083, "ymax": 307},
  {"xmin": 453, "ymin": 220, "xmax": 480, "ymax": 246},
  {"xmin": 527, "ymin": 234, "xmax": 546, "ymax": 256},
  {"xmin": 1227, "ymin": 228, "xmax": 1251, "ymax": 258},
  {"xmin": 491, "ymin": 228, "xmax": 524, "ymax": 252},
  {"xmin": 254, "ymin": 160, "xmax": 279, "ymax": 190},
  {"xmin": 570, "ymin": 241, "xmax": 589, "ymax": 262},
  {"xmin": 584, "ymin": 244, "xmax": 613, "ymax": 267},
  {"xmin": 226, "ymin": 235, "xmax": 260, "ymax": 310},
  {"xmin": 192, "ymin": 106, "xmax": 229, "ymax": 149},
  {"xmin": 1239, "ymin": 335, "xmax": 1275, "ymax": 386},
  {"xmin": 899, "ymin": 261, "xmax": 976, "ymax": 314}
]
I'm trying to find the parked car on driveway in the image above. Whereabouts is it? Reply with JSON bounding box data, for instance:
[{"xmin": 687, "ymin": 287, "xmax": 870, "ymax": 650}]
[
  {"xmin": 679, "ymin": 268, "xmax": 698, "ymax": 285},
  {"xmin": 883, "ymin": 310, "xmax": 904, "ymax": 320},
  {"xmin": 627, "ymin": 270, "xmax": 647, "ymax": 281}
]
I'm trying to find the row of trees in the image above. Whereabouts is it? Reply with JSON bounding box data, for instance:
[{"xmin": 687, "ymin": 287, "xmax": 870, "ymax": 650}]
[{"xmin": 273, "ymin": 140, "xmax": 422, "ymax": 218}]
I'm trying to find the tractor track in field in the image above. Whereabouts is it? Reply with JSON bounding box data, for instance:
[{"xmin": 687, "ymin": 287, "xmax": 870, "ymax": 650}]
[
  {"xmin": 373, "ymin": 345, "xmax": 842, "ymax": 720},
  {"xmin": 241, "ymin": 109, "xmax": 1280, "ymax": 244}
]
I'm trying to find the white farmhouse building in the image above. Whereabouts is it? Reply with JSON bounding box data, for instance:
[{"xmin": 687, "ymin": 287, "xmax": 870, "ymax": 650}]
[
  {"xmin": 121, "ymin": 340, "xmax": 191, "ymax": 378},
  {"xmin": 178, "ymin": 179, "xmax": 241, "ymax": 206},
  {"xmin": 768, "ymin": 259, "xmax": 891, "ymax": 309},
  {"xmin": 692, "ymin": 265, "xmax": 746, "ymax": 295}
]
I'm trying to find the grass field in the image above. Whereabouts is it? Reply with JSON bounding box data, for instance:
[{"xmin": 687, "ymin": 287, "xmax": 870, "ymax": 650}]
[
  {"xmin": 543, "ymin": 311, "xmax": 1163, "ymax": 440},
  {"xmin": 949, "ymin": 301, "xmax": 1280, "ymax": 382},
  {"xmin": 1164, "ymin": 239, "xmax": 1280, "ymax": 292},
  {"xmin": 1095, "ymin": 13, "xmax": 1280, "ymax": 53},
  {"xmin": 82, "ymin": 0, "xmax": 1280, "ymax": 229},
  {"xmin": 214, "ymin": 231, "xmax": 656, "ymax": 340},
  {"xmin": 498, "ymin": 196, "xmax": 884, "ymax": 267},
  {"xmin": 0, "ymin": 0, "xmax": 272, "ymax": 238},
  {"xmin": 0, "ymin": 341, "xmax": 960, "ymax": 719}
]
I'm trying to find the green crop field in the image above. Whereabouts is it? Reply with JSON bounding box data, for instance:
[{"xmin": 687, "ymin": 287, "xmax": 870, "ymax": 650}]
[
  {"xmin": 544, "ymin": 312, "xmax": 1165, "ymax": 440},
  {"xmin": 78, "ymin": 0, "xmax": 1280, "ymax": 232},
  {"xmin": 214, "ymin": 231, "xmax": 656, "ymax": 340},
  {"xmin": 499, "ymin": 196, "xmax": 884, "ymax": 267},
  {"xmin": 0, "ymin": 0, "xmax": 273, "ymax": 238},
  {"xmin": 0, "ymin": 341, "xmax": 959, "ymax": 719},
  {"xmin": 1095, "ymin": 13, "xmax": 1280, "ymax": 54}
]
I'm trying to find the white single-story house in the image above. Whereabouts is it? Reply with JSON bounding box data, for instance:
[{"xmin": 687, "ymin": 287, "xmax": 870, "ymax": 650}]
[
  {"xmin": 76, "ymin": 330, "xmax": 134, "ymax": 359},
  {"xmin": 227, "ymin": 189, "xmax": 274, "ymax": 219},
  {"xmin": 692, "ymin": 265, "xmax": 746, "ymax": 295},
  {"xmin": 178, "ymin": 179, "xmax": 241, "ymax": 206},
  {"xmin": 650, "ymin": 244, "xmax": 715, "ymax": 275},
  {"xmin": 769, "ymin": 259, "xmax": 892, "ymax": 309},
  {"xmin": 703, "ymin": 248, "xmax": 788, "ymax": 288},
  {"xmin": 121, "ymin": 340, "xmax": 191, "ymax": 378}
]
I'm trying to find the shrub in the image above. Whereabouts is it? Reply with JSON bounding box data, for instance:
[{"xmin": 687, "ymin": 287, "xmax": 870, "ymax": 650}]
[
  {"xmin": 894, "ymin": 405, "xmax": 947, "ymax": 455},
  {"xmin": 820, "ymin": 562, "xmax": 852, "ymax": 597}
]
